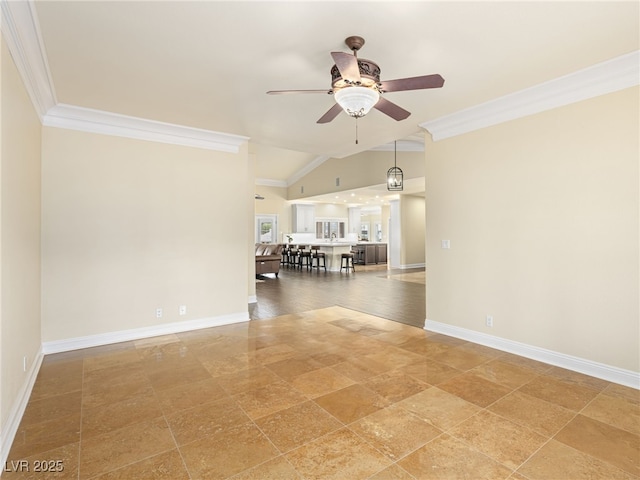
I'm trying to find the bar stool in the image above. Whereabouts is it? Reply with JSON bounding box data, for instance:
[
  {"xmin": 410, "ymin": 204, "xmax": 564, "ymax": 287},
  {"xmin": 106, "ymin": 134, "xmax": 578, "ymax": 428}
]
[
  {"xmin": 297, "ymin": 245, "xmax": 312, "ymax": 270},
  {"xmin": 287, "ymin": 245, "xmax": 299, "ymax": 267},
  {"xmin": 281, "ymin": 244, "xmax": 290, "ymax": 266},
  {"xmin": 340, "ymin": 252, "xmax": 355, "ymax": 273},
  {"xmin": 311, "ymin": 246, "xmax": 326, "ymax": 271}
]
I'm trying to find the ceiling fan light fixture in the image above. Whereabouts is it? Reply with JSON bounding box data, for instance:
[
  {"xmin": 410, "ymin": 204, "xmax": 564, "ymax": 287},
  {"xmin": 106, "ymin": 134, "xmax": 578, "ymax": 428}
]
[{"xmin": 334, "ymin": 86, "xmax": 379, "ymax": 118}]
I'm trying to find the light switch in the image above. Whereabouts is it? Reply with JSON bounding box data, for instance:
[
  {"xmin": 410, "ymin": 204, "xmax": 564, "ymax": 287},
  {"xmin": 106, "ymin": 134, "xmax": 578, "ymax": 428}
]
[{"xmin": 441, "ymin": 240, "xmax": 451, "ymax": 249}]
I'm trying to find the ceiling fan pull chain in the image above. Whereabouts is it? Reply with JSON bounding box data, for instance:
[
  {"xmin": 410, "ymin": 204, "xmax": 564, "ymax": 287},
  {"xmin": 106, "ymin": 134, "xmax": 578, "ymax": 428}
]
[{"xmin": 355, "ymin": 117, "xmax": 359, "ymax": 144}]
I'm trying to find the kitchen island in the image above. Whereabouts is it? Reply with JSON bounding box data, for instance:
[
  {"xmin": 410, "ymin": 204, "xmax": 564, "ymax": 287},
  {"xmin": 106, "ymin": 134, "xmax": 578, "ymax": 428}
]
[{"xmin": 306, "ymin": 242, "xmax": 354, "ymax": 272}]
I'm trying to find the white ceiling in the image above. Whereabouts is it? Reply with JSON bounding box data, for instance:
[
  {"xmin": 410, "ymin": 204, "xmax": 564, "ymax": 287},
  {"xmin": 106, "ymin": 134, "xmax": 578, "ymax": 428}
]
[{"xmin": 22, "ymin": 1, "xmax": 640, "ymax": 190}]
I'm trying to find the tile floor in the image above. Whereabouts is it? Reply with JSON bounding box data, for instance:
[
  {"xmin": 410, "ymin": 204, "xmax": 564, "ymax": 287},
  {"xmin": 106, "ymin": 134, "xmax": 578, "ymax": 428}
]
[{"xmin": 5, "ymin": 305, "xmax": 640, "ymax": 479}]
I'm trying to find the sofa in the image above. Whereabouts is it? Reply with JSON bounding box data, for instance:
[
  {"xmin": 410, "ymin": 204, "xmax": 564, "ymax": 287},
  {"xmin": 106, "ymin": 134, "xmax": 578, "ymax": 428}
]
[{"xmin": 255, "ymin": 243, "xmax": 284, "ymax": 277}]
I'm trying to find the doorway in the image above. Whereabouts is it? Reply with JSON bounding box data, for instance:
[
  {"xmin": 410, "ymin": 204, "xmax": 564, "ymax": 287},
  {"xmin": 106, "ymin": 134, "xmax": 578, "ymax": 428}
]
[{"xmin": 256, "ymin": 215, "xmax": 278, "ymax": 243}]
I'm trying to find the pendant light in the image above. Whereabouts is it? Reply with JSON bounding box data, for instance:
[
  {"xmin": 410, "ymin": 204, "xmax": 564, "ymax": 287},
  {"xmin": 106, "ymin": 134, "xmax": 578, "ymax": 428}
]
[{"xmin": 387, "ymin": 140, "xmax": 403, "ymax": 191}]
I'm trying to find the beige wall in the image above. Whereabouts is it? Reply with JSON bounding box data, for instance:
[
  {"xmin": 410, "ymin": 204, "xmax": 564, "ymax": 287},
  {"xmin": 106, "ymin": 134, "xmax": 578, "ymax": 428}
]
[
  {"xmin": 425, "ymin": 86, "xmax": 639, "ymax": 372},
  {"xmin": 400, "ymin": 194, "xmax": 426, "ymax": 266},
  {"xmin": 41, "ymin": 127, "xmax": 250, "ymax": 342},
  {"xmin": 0, "ymin": 39, "xmax": 42, "ymax": 439},
  {"xmin": 288, "ymin": 150, "xmax": 425, "ymax": 200}
]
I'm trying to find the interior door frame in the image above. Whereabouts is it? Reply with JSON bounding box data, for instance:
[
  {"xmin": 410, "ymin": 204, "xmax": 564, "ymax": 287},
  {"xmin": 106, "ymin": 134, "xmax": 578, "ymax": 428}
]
[{"xmin": 255, "ymin": 214, "xmax": 278, "ymax": 243}]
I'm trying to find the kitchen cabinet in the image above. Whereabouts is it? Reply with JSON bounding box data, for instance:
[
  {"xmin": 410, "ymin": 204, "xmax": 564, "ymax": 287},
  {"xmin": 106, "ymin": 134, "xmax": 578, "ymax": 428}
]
[
  {"xmin": 353, "ymin": 243, "xmax": 387, "ymax": 265},
  {"xmin": 292, "ymin": 204, "xmax": 315, "ymax": 233}
]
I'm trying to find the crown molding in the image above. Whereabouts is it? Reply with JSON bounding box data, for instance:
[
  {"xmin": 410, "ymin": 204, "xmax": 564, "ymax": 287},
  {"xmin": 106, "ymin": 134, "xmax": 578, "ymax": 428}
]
[
  {"xmin": 287, "ymin": 155, "xmax": 330, "ymax": 186},
  {"xmin": 44, "ymin": 104, "xmax": 249, "ymax": 153},
  {"xmin": 255, "ymin": 178, "xmax": 287, "ymax": 188},
  {"xmin": 370, "ymin": 139, "xmax": 425, "ymax": 152},
  {"xmin": 421, "ymin": 50, "xmax": 640, "ymax": 141},
  {"xmin": 1, "ymin": 0, "xmax": 56, "ymax": 119}
]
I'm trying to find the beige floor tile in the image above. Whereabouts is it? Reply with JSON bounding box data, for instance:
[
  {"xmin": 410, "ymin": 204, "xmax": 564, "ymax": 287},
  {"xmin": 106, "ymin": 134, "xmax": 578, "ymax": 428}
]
[
  {"xmin": 332, "ymin": 356, "xmax": 392, "ymax": 382},
  {"xmin": 603, "ymin": 383, "xmax": 640, "ymax": 405},
  {"xmin": 308, "ymin": 350, "xmax": 349, "ymax": 367},
  {"xmin": 554, "ymin": 414, "xmax": 640, "ymax": 476},
  {"xmin": 470, "ymin": 359, "xmax": 539, "ymax": 389},
  {"xmin": 82, "ymin": 349, "xmax": 142, "ymax": 373},
  {"xmin": 290, "ymin": 366, "xmax": 355, "ymax": 398},
  {"xmin": 180, "ymin": 423, "xmax": 279, "ymax": 480},
  {"xmin": 165, "ymin": 395, "xmax": 251, "ymax": 446},
  {"xmin": 216, "ymin": 365, "xmax": 282, "ymax": 395},
  {"xmin": 448, "ymin": 410, "xmax": 547, "ymax": 470},
  {"xmin": 200, "ymin": 352, "xmax": 260, "ymax": 377},
  {"xmin": 368, "ymin": 463, "xmax": 415, "ymax": 480},
  {"xmin": 518, "ymin": 439, "xmax": 637, "ymax": 480},
  {"xmin": 438, "ymin": 371, "xmax": 512, "ymax": 407},
  {"xmin": 233, "ymin": 380, "xmax": 308, "ymax": 419},
  {"xmin": 496, "ymin": 352, "xmax": 554, "ymax": 374},
  {"xmin": 20, "ymin": 391, "xmax": 82, "ymax": 426},
  {"xmin": 427, "ymin": 346, "xmax": 494, "ymax": 371},
  {"xmin": 350, "ymin": 404, "xmax": 442, "ymax": 460},
  {"xmin": 402, "ymin": 358, "xmax": 462, "ymax": 386},
  {"xmin": 265, "ymin": 355, "xmax": 326, "ymax": 382},
  {"xmin": 488, "ymin": 390, "xmax": 575, "ymax": 437},
  {"xmin": 519, "ymin": 375, "xmax": 600, "ymax": 411},
  {"xmin": 230, "ymin": 456, "xmax": 301, "ymax": 480},
  {"xmin": 144, "ymin": 361, "xmax": 213, "ymax": 391},
  {"xmin": 28, "ymin": 360, "xmax": 83, "ymax": 401},
  {"xmin": 396, "ymin": 387, "xmax": 480, "ymax": 431},
  {"xmin": 397, "ymin": 434, "xmax": 513, "ymax": 480},
  {"xmin": 82, "ymin": 368, "xmax": 153, "ymax": 409},
  {"xmin": 255, "ymin": 400, "xmax": 343, "ymax": 453},
  {"xmin": 363, "ymin": 370, "xmax": 430, "ymax": 403},
  {"xmin": 90, "ymin": 449, "xmax": 189, "ymax": 480},
  {"xmin": 3, "ymin": 442, "xmax": 79, "ymax": 480},
  {"xmin": 10, "ymin": 300, "xmax": 630, "ymax": 480},
  {"xmin": 285, "ymin": 427, "xmax": 392, "ymax": 480},
  {"xmin": 78, "ymin": 417, "xmax": 174, "ymax": 479},
  {"xmin": 9, "ymin": 414, "xmax": 81, "ymax": 460},
  {"xmin": 582, "ymin": 390, "xmax": 640, "ymax": 435},
  {"xmin": 314, "ymin": 384, "xmax": 390, "ymax": 424},
  {"xmin": 154, "ymin": 377, "xmax": 228, "ymax": 414},
  {"xmin": 81, "ymin": 390, "xmax": 164, "ymax": 439},
  {"xmin": 395, "ymin": 337, "xmax": 433, "ymax": 355},
  {"xmin": 133, "ymin": 333, "xmax": 181, "ymax": 349},
  {"xmin": 253, "ymin": 343, "xmax": 300, "ymax": 364},
  {"xmin": 546, "ymin": 365, "xmax": 611, "ymax": 391},
  {"xmin": 363, "ymin": 347, "xmax": 425, "ymax": 369}
]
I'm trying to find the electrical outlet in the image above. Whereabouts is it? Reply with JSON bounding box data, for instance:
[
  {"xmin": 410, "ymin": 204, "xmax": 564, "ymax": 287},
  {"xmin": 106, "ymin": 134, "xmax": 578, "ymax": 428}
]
[
  {"xmin": 156, "ymin": 308, "xmax": 163, "ymax": 318},
  {"xmin": 486, "ymin": 315, "xmax": 493, "ymax": 327},
  {"xmin": 179, "ymin": 305, "xmax": 187, "ymax": 316}
]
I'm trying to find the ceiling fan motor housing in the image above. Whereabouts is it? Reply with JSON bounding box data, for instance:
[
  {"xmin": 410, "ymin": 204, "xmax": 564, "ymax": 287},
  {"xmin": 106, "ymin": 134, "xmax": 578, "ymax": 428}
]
[{"xmin": 331, "ymin": 59, "xmax": 381, "ymax": 91}]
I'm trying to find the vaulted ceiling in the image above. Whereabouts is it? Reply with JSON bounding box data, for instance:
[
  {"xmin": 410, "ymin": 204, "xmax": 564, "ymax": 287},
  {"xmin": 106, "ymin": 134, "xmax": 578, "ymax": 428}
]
[{"xmin": 4, "ymin": 1, "xmax": 639, "ymax": 186}]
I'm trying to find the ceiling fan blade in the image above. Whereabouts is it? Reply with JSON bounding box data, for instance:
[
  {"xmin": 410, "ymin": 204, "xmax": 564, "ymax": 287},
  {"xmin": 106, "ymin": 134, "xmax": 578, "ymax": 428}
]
[
  {"xmin": 379, "ymin": 74, "xmax": 445, "ymax": 93},
  {"xmin": 331, "ymin": 52, "xmax": 361, "ymax": 83},
  {"xmin": 317, "ymin": 103, "xmax": 344, "ymax": 124},
  {"xmin": 374, "ymin": 96, "xmax": 411, "ymax": 121},
  {"xmin": 267, "ymin": 89, "xmax": 330, "ymax": 95}
]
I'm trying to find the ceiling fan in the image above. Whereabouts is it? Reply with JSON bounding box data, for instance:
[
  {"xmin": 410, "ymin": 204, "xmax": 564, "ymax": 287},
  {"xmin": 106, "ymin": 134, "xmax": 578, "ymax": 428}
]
[{"xmin": 267, "ymin": 35, "xmax": 444, "ymax": 124}]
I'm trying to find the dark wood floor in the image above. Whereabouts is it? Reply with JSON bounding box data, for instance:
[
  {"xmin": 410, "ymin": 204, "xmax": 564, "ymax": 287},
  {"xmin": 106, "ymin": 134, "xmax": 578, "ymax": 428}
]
[{"xmin": 250, "ymin": 263, "xmax": 426, "ymax": 328}]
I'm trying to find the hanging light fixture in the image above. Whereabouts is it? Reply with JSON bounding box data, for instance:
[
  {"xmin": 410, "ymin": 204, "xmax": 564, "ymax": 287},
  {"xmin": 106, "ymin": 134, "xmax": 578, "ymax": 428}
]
[{"xmin": 387, "ymin": 141, "xmax": 403, "ymax": 191}]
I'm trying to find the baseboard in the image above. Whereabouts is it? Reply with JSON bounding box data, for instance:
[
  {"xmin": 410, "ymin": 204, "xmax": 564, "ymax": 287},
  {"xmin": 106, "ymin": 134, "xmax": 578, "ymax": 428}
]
[
  {"xmin": 424, "ymin": 319, "xmax": 640, "ymax": 390},
  {"xmin": 42, "ymin": 312, "xmax": 250, "ymax": 354},
  {"xmin": 391, "ymin": 263, "xmax": 426, "ymax": 270},
  {"xmin": 1, "ymin": 347, "xmax": 44, "ymax": 470},
  {"xmin": 248, "ymin": 295, "xmax": 257, "ymax": 304}
]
